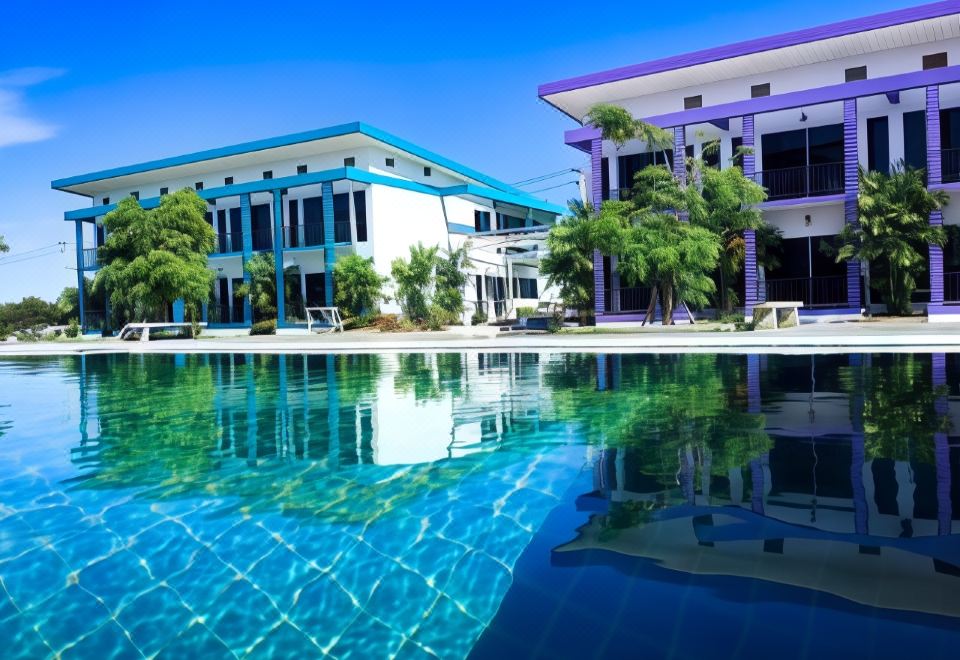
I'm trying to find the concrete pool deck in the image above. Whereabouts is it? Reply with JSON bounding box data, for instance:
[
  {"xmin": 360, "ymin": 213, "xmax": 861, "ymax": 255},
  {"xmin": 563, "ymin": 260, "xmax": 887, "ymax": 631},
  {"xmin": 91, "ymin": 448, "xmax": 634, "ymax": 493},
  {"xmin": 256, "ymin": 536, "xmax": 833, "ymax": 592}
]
[{"xmin": 2, "ymin": 317, "xmax": 960, "ymax": 355}]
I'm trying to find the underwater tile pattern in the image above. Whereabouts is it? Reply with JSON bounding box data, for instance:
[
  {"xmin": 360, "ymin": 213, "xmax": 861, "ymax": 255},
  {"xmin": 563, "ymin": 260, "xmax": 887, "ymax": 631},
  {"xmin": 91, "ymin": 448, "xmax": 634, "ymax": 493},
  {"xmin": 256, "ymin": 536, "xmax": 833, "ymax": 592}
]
[{"xmin": 0, "ymin": 354, "xmax": 586, "ymax": 658}]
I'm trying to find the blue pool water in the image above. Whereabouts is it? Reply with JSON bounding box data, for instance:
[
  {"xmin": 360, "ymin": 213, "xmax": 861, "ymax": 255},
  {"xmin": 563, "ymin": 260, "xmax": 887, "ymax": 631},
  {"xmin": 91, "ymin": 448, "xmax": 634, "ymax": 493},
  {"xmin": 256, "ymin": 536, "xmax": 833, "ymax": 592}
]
[{"xmin": 0, "ymin": 352, "xmax": 957, "ymax": 658}]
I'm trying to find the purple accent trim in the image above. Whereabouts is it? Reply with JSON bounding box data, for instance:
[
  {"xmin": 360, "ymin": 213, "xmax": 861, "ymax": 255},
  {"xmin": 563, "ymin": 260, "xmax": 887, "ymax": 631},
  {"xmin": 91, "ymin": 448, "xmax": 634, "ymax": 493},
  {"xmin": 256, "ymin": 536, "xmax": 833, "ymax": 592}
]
[
  {"xmin": 742, "ymin": 115, "xmax": 755, "ymax": 178},
  {"xmin": 744, "ymin": 230, "xmax": 758, "ymax": 318},
  {"xmin": 593, "ymin": 250, "xmax": 605, "ymax": 318},
  {"xmin": 750, "ymin": 456, "xmax": 765, "ymax": 515},
  {"xmin": 927, "ymin": 86, "xmax": 943, "ymax": 186},
  {"xmin": 844, "ymin": 98, "xmax": 862, "ymax": 310},
  {"xmin": 590, "ymin": 137, "xmax": 603, "ymax": 210},
  {"xmin": 708, "ymin": 118, "xmax": 730, "ymax": 131},
  {"xmin": 758, "ymin": 193, "xmax": 845, "ymax": 208},
  {"xmin": 539, "ymin": 2, "xmax": 960, "ymax": 97},
  {"xmin": 565, "ymin": 125, "xmax": 602, "ymax": 153},
  {"xmin": 933, "ymin": 353, "xmax": 951, "ymax": 535},
  {"xmin": 885, "ymin": 91, "xmax": 900, "ymax": 104},
  {"xmin": 798, "ymin": 306, "xmax": 862, "ymax": 317},
  {"xmin": 931, "ymin": 210, "xmax": 945, "ymax": 304},
  {"xmin": 596, "ymin": 312, "xmax": 648, "ymax": 323},
  {"xmin": 673, "ymin": 127, "xmax": 686, "ymax": 183},
  {"xmin": 747, "ymin": 354, "xmax": 761, "ymax": 414},
  {"xmin": 928, "ymin": 303, "xmax": 960, "ymax": 313},
  {"xmin": 641, "ymin": 65, "xmax": 960, "ymax": 129}
]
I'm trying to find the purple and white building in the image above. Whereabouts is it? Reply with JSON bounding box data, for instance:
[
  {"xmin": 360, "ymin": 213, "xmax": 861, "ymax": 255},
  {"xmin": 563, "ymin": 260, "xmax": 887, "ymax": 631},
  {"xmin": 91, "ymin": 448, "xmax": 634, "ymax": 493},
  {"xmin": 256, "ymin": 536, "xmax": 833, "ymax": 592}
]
[{"xmin": 540, "ymin": 1, "xmax": 960, "ymax": 323}]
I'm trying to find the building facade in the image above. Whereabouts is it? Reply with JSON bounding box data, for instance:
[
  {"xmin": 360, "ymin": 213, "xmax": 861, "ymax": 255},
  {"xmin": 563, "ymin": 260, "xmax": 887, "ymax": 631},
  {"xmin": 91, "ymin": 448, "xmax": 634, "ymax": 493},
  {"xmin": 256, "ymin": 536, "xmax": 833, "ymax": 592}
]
[
  {"xmin": 540, "ymin": 1, "xmax": 960, "ymax": 323},
  {"xmin": 52, "ymin": 122, "xmax": 563, "ymax": 333}
]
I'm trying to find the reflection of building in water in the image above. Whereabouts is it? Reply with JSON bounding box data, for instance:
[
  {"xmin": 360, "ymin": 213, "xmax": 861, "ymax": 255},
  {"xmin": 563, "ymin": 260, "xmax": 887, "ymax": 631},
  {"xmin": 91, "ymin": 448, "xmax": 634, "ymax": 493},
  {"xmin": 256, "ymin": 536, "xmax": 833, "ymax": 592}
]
[
  {"xmin": 74, "ymin": 352, "xmax": 554, "ymax": 469},
  {"xmin": 560, "ymin": 352, "xmax": 960, "ymax": 617}
]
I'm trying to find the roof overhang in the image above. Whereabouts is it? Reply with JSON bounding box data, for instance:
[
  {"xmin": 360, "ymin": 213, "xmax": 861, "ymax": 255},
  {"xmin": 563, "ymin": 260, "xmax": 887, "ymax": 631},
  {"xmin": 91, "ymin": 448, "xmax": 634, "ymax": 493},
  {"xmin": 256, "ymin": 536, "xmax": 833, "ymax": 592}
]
[{"xmin": 539, "ymin": 1, "xmax": 960, "ymax": 122}]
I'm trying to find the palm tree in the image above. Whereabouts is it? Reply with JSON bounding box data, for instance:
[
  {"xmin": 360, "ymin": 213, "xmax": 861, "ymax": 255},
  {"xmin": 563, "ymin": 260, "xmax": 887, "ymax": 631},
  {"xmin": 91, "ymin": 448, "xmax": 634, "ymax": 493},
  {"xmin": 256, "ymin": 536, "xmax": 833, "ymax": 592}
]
[
  {"xmin": 0, "ymin": 235, "xmax": 8, "ymax": 253},
  {"xmin": 540, "ymin": 200, "xmax": 599, "ymax": 323},
  {"xmin": 832, "ymin": 163, "xmax": 948, "ymax": 316},
  {"xmin": 586, "ymin": 103, "xmax": 674, "ymax": 171}
]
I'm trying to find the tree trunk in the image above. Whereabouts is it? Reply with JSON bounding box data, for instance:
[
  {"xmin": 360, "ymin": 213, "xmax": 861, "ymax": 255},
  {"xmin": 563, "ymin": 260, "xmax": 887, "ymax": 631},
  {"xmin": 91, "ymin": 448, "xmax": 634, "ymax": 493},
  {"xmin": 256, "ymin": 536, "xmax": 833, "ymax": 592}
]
[
  {"xmin": 662, "ymin": 283, "xmax": 675, "ymax": 326},
  {"xmin": 642, "ymin": 286, "xmax": 658, "ymax": 326}
]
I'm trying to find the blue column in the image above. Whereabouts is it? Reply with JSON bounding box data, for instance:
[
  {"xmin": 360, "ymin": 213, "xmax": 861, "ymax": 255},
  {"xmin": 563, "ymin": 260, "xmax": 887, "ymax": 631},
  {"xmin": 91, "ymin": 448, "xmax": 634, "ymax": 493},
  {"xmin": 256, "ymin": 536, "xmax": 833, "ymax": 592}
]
[
  {"xmin": 240, "ymin": 193, "xmax": 253, "ymax": 324},
  {"xmin": 322, "ymin": 182, "xmax": 335, "ymax": 306},
  {"xmin": 74, "ymin": 219, "xmax": 86, "ymax": 331},
  {"xmin": 172, "ymin": 299, "xmax": 185, "ymax": 323},
  {"xmin": 273, "ymin": 190, "xmax": 286, "ymax": 326},
  {"xmin": 843, "ymin": 98, "xmax": 862, "ymax": 311}
]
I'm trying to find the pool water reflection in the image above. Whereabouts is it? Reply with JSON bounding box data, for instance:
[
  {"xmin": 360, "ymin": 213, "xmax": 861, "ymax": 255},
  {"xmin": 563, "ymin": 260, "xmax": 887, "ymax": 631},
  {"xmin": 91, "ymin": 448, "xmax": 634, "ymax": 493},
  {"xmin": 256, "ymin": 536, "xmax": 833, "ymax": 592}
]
[{"xmin": 0, "ymin": 352, "xmax": 957, "ymax": 659}]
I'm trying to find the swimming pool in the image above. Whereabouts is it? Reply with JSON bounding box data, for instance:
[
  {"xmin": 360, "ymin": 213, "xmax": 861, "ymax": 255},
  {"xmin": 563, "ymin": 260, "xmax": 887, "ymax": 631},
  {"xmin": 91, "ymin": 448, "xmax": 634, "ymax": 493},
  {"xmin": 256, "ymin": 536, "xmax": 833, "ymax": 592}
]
[{"xmin": 0, "ymin": 352, "xmax": 957, "ymax": 658}]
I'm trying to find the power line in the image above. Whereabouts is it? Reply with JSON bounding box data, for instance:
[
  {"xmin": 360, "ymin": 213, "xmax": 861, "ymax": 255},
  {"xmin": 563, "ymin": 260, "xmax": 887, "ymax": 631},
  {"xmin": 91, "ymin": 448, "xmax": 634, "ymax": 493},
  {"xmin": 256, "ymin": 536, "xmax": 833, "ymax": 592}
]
[
  {"xmin": 512, "ymin": 168, "xmax": 580, "ymax": 187},
  {"xmin": 0, "ymin": 242, "xmax": 68, "ymax": 263},
  {"xmin": 0, "ymin": 243, "xmax": 69, "ymax": 267},
  {"xmin": 526, "ymin": 180, "xmax": 579, "ymax": 194}
]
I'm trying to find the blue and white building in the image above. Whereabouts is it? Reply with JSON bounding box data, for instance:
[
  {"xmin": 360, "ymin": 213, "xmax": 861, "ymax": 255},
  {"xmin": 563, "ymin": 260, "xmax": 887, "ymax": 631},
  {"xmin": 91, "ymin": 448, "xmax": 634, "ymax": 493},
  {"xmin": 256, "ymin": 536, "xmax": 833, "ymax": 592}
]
[
  {"xmin": 53, "ymin": 122, "xmax": 563, "ymax": 332},
  {"xmin": 541, "ymin": 1, "xmax": 960, "ymax": 323}
]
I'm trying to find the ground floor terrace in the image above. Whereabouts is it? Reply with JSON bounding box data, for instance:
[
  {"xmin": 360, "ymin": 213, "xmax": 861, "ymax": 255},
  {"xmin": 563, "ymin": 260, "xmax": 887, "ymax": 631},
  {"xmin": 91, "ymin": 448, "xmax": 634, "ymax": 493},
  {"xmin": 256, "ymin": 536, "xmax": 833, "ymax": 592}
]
[{"xmin": 568, "ymin": 64, "xmax": 960, "ymax": 324}]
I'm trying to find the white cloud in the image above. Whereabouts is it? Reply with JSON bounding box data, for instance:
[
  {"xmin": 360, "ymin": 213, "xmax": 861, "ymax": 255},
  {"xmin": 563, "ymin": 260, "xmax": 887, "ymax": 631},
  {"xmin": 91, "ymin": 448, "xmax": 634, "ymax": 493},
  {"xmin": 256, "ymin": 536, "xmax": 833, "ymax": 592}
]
[{"xmin": 0, "ymin": 67, "xmax": 64, "ymax": 148}]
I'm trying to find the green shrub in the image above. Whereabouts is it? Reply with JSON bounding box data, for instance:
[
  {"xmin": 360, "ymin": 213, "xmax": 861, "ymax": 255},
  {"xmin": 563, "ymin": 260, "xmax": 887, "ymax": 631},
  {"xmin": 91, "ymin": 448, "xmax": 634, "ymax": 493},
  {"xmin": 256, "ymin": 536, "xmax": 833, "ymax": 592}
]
[
  {"xmin": 65, "ymin": 318, "xmax": 80, "ymax": 338},
  {"xmin": 0, "ymin": 322, "xmax": 9, "ymax": 341},
  {"xmin": 426, "ymin": 304, "xmax": 452, "ymax": 331},
  {"xmin": 471, "ymin": 310, "xmax": 487, "ymax": 326},
  {"xmin": 515, "ymin": 306, "xmax": 537, "ymax": 319},
  {"xmin": 191, "ymin": 318, "xmax": 202, "ymax": 338},
  {"xmin": 250, "ymin": 319, "xmax": 276, "ymax": 335},
  {"xmin": 334, "ymin": 255, "xmax": 389, "ymax": 317}
]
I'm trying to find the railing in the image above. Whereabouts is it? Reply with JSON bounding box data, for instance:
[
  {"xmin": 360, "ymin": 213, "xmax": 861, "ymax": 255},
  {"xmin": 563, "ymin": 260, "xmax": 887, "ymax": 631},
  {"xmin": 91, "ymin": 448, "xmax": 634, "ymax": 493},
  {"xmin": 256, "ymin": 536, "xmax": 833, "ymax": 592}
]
[
  {"xmin": 604, "ymin": 287, "xmax": 652, "ymax": 313},
  {"xmin": 207, "ymin": 303, "xmax": 244, "ymax": 324},
  {"xmin": 251, "ymin": 229, "xmax": 273, "ymax": 251},
  {"xmin": 753, "ymin": 163, "xmax": 844, "ymax": 201},
  {"xmin": 945, "ymin": 271, "xmax": 960, "ymax": 302},
  {"xmin": 943, "ymin": 149, "xmax": 960, "ymax": 183},
  {"xmin": 284, "ymin": 224, "xmax": 325, "ymax": 248},
  {"xmin": 763, "ymin": 275, "xmax": 847, "ymax": 308},
  {"xmin": 83, "ymin": 310, "xmax": 106, "ymax": 331},
  {"xmin": 213, "ymin": 232, "xmax": 243, "ymax": 254},
  {"xmin": 334, "ymin": 221, "xmax": 351, "ymax": 243},
  {"xmin": 81, "ymin": 247, "xmax": 99, "ymax": 269}
]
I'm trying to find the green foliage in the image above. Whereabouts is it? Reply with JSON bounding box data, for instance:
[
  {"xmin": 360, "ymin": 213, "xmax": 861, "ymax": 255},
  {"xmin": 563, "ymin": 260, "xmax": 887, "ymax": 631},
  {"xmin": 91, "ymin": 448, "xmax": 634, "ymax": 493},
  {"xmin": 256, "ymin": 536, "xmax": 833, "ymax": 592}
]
[
  {"xmin": 515, "ymin": 306, "xmax": 537, "ymax": 319},
  {"xmin": 0, "ymin": 235, "xmax": 8, "ymax": 253},
  {"xmin": 540, "ymin": 201, "xmax": 597, "ymax": 321},
  {"xmin": 233, "ymin": 252, "xmax": 297, "ymax": 322},
  {"xmin": 250, "ymin": 319, "xmax": 276, "ymax": 335},
  {"xmin": 0, "ymin": 296, "xmax": 60, "ymax": 330},
  {"xmin": 56, "ymin": 286, "xmax": 80, "ymax": 324},
  {"xmin": 471, "ymin": 309, "xmax": 487, "ymax": 326},
  {"xmin": 96, "ymin": 189, "xmax": 215, "ymax": 323},
  {"xmin": 433, "ymin": 243, "xmax": 473, "ymax": 324},
  {"xmin": 333, "ymin": 254, "xmax": 389, "ymax": 318},
  {"xmin": 829, "ymin": 163, "xmax": 948, "ymax": 315},
  {"xmin": 65, "ymin": 318, "xmax": 80, "ymax": 338},
  {"xmin": 391, "ymin": 243, "xmax": 438, "ymax": 322},
  {"xmin": 586, "ymin": 103, "xmax": 673, "ymax": 163},
  {"xmin": 0, "ymin": 323, "xmax": 9, "ymax": 341}
]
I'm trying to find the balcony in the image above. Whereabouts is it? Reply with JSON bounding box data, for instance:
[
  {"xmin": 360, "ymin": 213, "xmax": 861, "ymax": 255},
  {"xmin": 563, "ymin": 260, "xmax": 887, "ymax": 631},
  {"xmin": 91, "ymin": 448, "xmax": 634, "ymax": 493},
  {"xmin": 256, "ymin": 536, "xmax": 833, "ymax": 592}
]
[
  {"xmin": 753, "ymin": 163, "xmax": 844, "ymax": 201},
  {"xmin": 764, "ymin": 275, "xmax": 848, "ymax": 308},
  {"xmin": 81, "ymin": 247, "xmax": 99, "ymax": 270},
  {"xmin": 283, "ymin": 223, "xmax": 352, "ymax": 249},
  {"xmin": 604, "ymin": 286, "xmax": 653, "ymax": 314},
  {"xmin": 207, "ymin": 303, "xmax": 244, "ymax": 324},
  {"xmin": 213, "ymin": 232, "xmax": 243, "ymax": 254},
  {"xmin": 943, "ymin": 149, "xmax": 960, "ymax": 183},
  {"xmin": 251, "ymin": 229, "xmax": 273, "ymax": 252},
  {"xmin": 945, "ymin": 271, "xmax": 960, "ymax": 303}
]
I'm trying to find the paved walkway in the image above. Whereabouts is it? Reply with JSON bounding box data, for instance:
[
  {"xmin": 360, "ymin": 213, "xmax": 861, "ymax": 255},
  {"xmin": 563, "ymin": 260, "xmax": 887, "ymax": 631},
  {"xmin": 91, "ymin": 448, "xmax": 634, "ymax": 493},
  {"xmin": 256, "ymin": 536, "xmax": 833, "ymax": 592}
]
[{"xmin": 2, "ymin": 318, "xmax": 960, "ymax": 355}]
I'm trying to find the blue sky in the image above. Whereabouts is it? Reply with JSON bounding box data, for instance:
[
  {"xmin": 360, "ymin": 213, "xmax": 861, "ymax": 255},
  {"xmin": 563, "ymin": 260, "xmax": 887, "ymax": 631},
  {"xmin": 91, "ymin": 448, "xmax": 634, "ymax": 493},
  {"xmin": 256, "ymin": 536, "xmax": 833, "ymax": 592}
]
[{"xmin": 0, "ymin": 0, "xmax": 917, "ymax": 301}]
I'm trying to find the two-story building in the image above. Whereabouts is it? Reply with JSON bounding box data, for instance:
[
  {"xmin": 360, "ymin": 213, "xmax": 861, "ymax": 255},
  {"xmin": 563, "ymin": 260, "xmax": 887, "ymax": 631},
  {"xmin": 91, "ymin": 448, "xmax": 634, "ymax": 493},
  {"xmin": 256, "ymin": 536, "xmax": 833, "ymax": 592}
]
[
  {"xmin": 540, "ymin": 1, "xmax": 960, "ymax": 323},
  {"xmin": 52, "ymin": 122, "xmax": 563, "ymax": 333}
]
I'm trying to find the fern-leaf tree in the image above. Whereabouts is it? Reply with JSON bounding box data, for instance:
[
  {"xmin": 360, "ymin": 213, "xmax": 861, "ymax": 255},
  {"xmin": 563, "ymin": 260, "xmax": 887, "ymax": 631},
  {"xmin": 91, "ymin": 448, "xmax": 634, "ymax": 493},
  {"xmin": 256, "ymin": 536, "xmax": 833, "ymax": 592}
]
[
  {"xmin": 539, "ymin": 200, "xmax": 599, "ymax": 323},
  {"xmin": 832, "ymin": 163, "xmax": 948, "ymax": 316}
]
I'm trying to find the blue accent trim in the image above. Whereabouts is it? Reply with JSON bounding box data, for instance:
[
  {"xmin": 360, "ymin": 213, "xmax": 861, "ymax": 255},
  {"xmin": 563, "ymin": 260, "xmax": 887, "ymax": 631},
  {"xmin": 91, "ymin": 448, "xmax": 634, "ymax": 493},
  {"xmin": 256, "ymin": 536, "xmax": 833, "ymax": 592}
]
[
  {"xmin": 51, "ymin": 122, "xmax": 524, "ymax": 196},
  {"xmin": 322, "ymin": 182, "xmax": 335, "ymax": 306},
  {"xmin": 62, "ymin": 166, "xmax": 565, "ymax": 221},
  {"xmin": 447, "ymin": 223, "xmax": 475, "ymax": 234},
  {"xmin": 75, "ymin": 220, "xmax": 86, "ymax": 330},
  {"xmin": 272, "ymin": 190, "xmax": 285, "ymax": 326},
  {"xmin": 172, "ymin": 299, "xmax": 185, "ymax": 323},
  {"xmin": 240, "ymin": 193, "xmax": 253, "ymax": 325}
]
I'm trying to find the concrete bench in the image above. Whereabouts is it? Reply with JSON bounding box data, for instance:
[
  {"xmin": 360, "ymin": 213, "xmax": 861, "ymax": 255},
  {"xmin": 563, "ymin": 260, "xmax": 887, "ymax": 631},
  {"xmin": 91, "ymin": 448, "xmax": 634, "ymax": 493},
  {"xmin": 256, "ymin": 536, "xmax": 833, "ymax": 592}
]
[{"xmin": 753, "ymin": 302, "xmax": 803, "ymax": 330}]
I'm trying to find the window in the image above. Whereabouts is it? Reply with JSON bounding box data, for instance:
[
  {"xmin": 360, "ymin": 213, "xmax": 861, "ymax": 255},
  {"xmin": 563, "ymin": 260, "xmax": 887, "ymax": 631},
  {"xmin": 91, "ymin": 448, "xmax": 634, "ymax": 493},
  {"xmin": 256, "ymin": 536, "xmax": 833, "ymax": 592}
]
[
  {"xmin": 160, "ymin": 187, "xmax": 168, "ymax": 196},
  {"xmin": 385, "ymin": 158, "xmax": 395, "ymax": 167},
  {"xmin": 751, "ymin": 83, "xmax": 770, "ymax": 98},
  {"xmin": 130, "ymin": 191, "xmax": 139, "ymax": 200},
  {"xmin": 297, "ymin": 164, "xmax": 308, "ymax": 174},
  {"xmin": 731, "ymin": 136, "xmax": 744, "ymax": 167},
  {"xmin": 867, "ymin": 116, "xmax": 890, "ymax": 174},
  {"xmin": 354, "ymin": 190, "xmax": 367, "ymax": 242},
  {"xmin": 262, "ymin": 170, "xmax": 273, "ymax": 180},
  {"xmin": 224, "ymin": 176, "xmax": 234, "ymax": 185},
  {"xmin": 702, "ymin": 140, "xmax": 721, "ymax": 168},
  {"xmin": 618, "ymin": 151, "xmax": 673, "ymax": 191},
  {"xmin": 513, "ymin": 277, "xmax": 538, "ymax": 299},
  {"xmin": 924, "ymin": 52, "xmax": 948, "ymax": 70},
  {"xmin": 474, "ymin": 210, "xmax": 491, "ymax": 232},
  {"xmin": 600, "ymin": 157, "xmax": 610, "ymax": 200},
  {"xmin": 423, "ymin": 167, "xmax": 431, "ymax": 177},
  {"xmin": 343, "ymin": 158, "xmax": 355, "ymax": 167},
  {"xmin": 195, "ymin": 182, "xmax": 204, "ymax": 191},
  {"xmin": 496, "ymin": 213, "xmax": 525, "ymax": 231},
  {"xmin": 903, "ymin": 110, "xmax": 927, "ymax": 171},
  {"xmin": 845, "ymin": 66, "xmax": 867, "ymax": 82},
  {"xmin": 102, "ymin": 197, "xmax": 110, "ymax": 205},
  {"xmin": 684, "ymin": 95, "xmax": 702, "ymax": 110}
]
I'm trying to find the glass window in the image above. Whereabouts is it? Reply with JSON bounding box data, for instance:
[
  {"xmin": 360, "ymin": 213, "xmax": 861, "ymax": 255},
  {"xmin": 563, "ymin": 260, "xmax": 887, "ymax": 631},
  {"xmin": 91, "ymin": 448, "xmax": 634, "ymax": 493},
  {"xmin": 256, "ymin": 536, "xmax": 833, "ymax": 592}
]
[
  {"xmin": 600, "ymin": 157, "xmax": 609, "ymax": 200},
  {"xmin": 160, "ymin": 187, "xmax": 168, "ymax": 196},
  {"xmin": 102, "ymin": 197, "xmax": 110, "ymax": 205},
  {"xmin": 224, "ymin": 176, "xmax": 233, "ymax": 185},
  {"xmin": 423, "ymin": 167, "xmax": 432, "ymax": 177},
  {"xmin": 845, "ymin": 66, "xmax": 867, "ymax": 82},
  {"xmin": 297, "ymin": 165, "xmax": 308, "ymax": 174},
  {"xmin": 385, "ymin": 158, "xmax": 395, "ymax": 167},
  {"xmin": 194, "ymin": 182, "xmax": 203, "ymax": 191},
  {"xmin": 130, "ymin": 191, "xmax": 139, "ymax": 200},
  {"xmin": 751, "ymin": 83, "xmax": 770, "ymax": 98},
  {"xmin": 354, "ymin": 191, "xmax": 367, "ymax": 242},
  {"xmin": 262, "ymin": 171, "xmax": 272, "ymax": 180},
  {"xmin": 903, "ymin": 110, "xmax": 927, "ymax": 171},
  {"xmin": 867, "ymin": 116, "xmax": 890, "ymax": 174},
  {"xmin": 807, "ymin": 124, "xmax": 843, "ymax": 165},
  {"xmin": 343, "ymin": 158, "xmax": 354, "ymax": 167},
  {"xmin": 761, "ymin": 129, "xmax": 806, "ymax": 170},
  {"xmin": 474, "ymin": 210, "xmax": 491, "ymax": 232},
  {"xmin": 924, "ymin": 52, "xmax": 948, "ymax": 70}
]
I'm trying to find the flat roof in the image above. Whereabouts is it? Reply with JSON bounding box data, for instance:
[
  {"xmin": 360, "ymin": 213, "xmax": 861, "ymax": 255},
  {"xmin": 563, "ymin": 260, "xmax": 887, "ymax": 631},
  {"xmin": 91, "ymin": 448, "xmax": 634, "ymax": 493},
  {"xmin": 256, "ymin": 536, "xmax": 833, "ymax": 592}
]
[
  {"xmin": 51, "ymin": 121, "xmax": 527, "ymax": 198},
  {"xmin": 539, "ymin": 1, "xmax": 960, "ymax": 120}
]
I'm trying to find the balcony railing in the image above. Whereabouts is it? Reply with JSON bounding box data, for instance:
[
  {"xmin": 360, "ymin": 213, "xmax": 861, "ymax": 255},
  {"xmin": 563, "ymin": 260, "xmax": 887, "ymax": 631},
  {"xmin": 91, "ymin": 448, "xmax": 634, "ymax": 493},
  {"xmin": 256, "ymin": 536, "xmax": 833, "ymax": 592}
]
[
  {"xmin": 943, "ymin": 149, "xmax": 960, "ymax": 184},
  {"xmin": 334, "ymin": 221, "xmax": 351, "ymax": 244},
  {"xmin": 763, "ymin": 275, "xmax": 847, "ymax": 308},
  {"xmin": 604, "ymin": 286, "xmax": 653, "ymax": 314},
  {"xmin": 207, "ymin": 303, "xmax": 244, "ymax": 324},
  {"xmin": 81, "ymin": 247, "xmax": 99, "ymax": 269},
  {"xmin": 251, "ymin": 229, "xmax": 273, "ymax": 251},
  {"xmin": 754, "ymin": 163, "xmax": 844, "ymax": 201},
  {"xmin": 213, "ymin": 232, "xmax": 243, "ymax": 254},
  {"xmin": 284, "ymin": 224, "xmax": 324, "ymax": 248},
  {"xmin": 945, "ymin": 271, "xmax": 960, "ymax": 303}
]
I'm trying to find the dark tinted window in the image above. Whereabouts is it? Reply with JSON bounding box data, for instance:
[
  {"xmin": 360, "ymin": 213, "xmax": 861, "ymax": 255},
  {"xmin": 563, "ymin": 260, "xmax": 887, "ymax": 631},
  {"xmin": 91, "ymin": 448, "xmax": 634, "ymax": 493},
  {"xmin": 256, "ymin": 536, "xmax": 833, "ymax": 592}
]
[
  {"xmin": 924, "ymin": 52, "xmax": 948, "ymax": 70},
  {"xmin": 474, "ymin": 210, "xmax": 491, "ymax": 232},
  {"xmin": 354, "ymin": 191, "xmax": 367, "ymax": 242},
  {"xmin": 731, "ymin": 137, "xmax": 744, "ymax": 167},
  {"xmin": 808, "ymin": 124, "xmax": 843, "ymax": 165},
  {"xmin": 423, "ymin": 167, "xmax": 431, "ymax": 176},
  {"xmin": 385, "ymin": 158, "xmax": 395, "ymax": 167},
  {"xmin": 130, "ymin": 191, "xmax": 139, "ymax": 200},
  {"xmin": 600, "ymin": 157, "xmax": 609, "ymax": 200},
  {"xmin": 940, "ymin": 107, "xmax": 960, "ymax": 149},
  {"xmin": 343, "ymin": 158, "xmax": 355, "ymax": 167},
  {"xmin": 102, "ymin": 197, "xmax": 110, "ymax": 205},
  {"xmin": 845, "ymin": 66, "xmax": 867, "ymax": 82},
  {"xmin": 297, "ymin": 165, "xmax": 308, "ymax": 174},
  {"xmin": 867, "ymin": 116, "xmax": 890, "ymax": 174},
  {"xmin": 262, "ymin": 170, "xmax": 272, "ymax": 180},
  {"xmin": 751, "ymin": 83, "xmax": 770, "ymax": 98},
  {"xmin": 195, "ymin": 182, "xmax": 203, "ymax": 191},
  {"xmin": 903, "ymin": 110, "xmax": 927, "ymax": 171},
  {"xmin": 684, "ymin": 95, "xmax": 702, "ymax": 109},
  {"xmin": 160, "ymin": 187, "xmax": 168, "ymax": 196},
  {"xmin": 224, "ymin": 176, "xmax": 233, "ymax": 185},
  {"xmin": 761, "ymin": 129, "xmax": 806, "ymax": 170}
]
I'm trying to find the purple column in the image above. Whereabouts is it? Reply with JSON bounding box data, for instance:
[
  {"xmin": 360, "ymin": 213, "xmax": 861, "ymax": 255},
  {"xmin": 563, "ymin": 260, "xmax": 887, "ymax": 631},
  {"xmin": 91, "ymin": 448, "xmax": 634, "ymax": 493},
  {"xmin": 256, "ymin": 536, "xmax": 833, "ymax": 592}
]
[
  {"xmin": 742, "ymin": 115, "xmax": 755, "ymax": 178},
  {"xmin": 673, "ymin": 126, "xmax": 686, "ymax": 183},
  {"xmin": 928, "ymin": 86, "xmax": 945, "ymax": 310},
  {"xmin": 747, "ymin": 353, "xmax": 761, "ymax": 414},
  {"xmin": 591, "ymin": 135, "xmax": 605, "ymax": 320},
  {"xmin": 750, "ymin": 456, "xmax": 765, "ymax": 515},
  {"xmin": 932, "ymin": 353, "xmax": 952, "ymax": 535},
  {"xmin": 844, "ymin": 98, "xmax": 862, "ymax": 311},
  {"xmin": 745, "ymin": 229, "xmax": 757, "ymax": 320}
]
